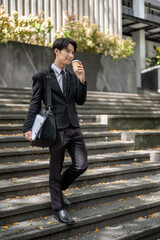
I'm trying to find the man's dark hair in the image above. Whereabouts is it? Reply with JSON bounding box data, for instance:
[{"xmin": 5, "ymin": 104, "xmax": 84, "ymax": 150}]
[{"xmin": 52, "ymin": 38, "xmax": 77, "ymax": 59}]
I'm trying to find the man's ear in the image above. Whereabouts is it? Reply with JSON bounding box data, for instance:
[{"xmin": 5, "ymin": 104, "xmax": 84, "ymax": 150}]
[{"xmin": 54, "ymin": 48, "xmax": 59, "ymax": 56}]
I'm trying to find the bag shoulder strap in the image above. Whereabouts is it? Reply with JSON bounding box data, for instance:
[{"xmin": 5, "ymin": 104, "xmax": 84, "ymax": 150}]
[{"xmin": 46, "ymin": 75, "xmax": 52, "ymax": 109}]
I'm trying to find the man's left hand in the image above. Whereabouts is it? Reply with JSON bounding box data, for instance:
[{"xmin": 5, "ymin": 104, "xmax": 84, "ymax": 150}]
[{"xmin": 75, "ymin": 62, "xmax": 85, "ymax": 84}]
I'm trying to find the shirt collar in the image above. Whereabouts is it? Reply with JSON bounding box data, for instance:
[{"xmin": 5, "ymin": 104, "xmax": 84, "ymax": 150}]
[{"xmin": 51, "ymin": 63, "xmax": 66, "ymax": 74}]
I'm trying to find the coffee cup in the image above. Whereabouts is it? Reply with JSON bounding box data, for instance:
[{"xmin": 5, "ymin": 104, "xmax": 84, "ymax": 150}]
[{"xmin": 72, "ymin": 60, "xmax": 81, "ymax": 72}]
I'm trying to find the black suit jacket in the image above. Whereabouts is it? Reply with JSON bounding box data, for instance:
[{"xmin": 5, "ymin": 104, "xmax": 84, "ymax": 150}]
[{"xmin": 23, "ymin": 65, "xmax": 87, "ymax": 133}]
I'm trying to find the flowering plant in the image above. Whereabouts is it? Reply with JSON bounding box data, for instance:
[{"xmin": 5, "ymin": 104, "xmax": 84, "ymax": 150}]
[
  {"xmin": 56, "ymin": 12, "xmax": 135, "ymax": 59},
  {"xmin": 146, "ymin": 46, "xmax": 160, "ymax": 67},
  {"xmin": 0, "ymin": 5, "xmax": 53, "ymax": 46},
  {"xmin": 0, "ymin": 5, "xmax": 135, "ymax": 59}
]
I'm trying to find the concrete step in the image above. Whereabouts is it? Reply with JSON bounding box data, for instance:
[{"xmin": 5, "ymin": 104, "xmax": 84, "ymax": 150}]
[
  {"xmin": 0, "ymin": 110, "xmax": 28, "ymax": 115},
  {"xmin": 0, "ymin": 94, "xmax": 31, "ymax": 100},
  {"xmin": 0, "ymin": 131, "xmax": 121, "ymax": 148},
  {"xmin": 0, "ymin": 87, "xmax": 159, "ymax": 96},
  {"xmin": 69, "ymin": 212, "xmax": 160, "ymax": 240},
  {"xmin": 105, "ymin": 114, "xmax": 160, "ymax": 130},
  {"xmin": 87, "ymin": 90, "xmax": 160, "ymax": 99},
  {"xmin": 0, "ymin": 88, "xmax": 32, "ymax": 95},
  {"xmin": 0, "ymin": 151, "xmax": 150, "ymax": 179},
  {"xmin": 0, "ymin": 140, "xmax": 135, "ymax": 164},
  {"xmin": 78, "ymin": 110, "xmax": 160, "ymax": 116},
  {"xmin": 0, "ymin": 115, "xmax": 26, "ymax": 124},
  {"xmin": 87, "ymin": 98, "xmax": 160, "ymax": 104},
  {"xmin": 121, "ymin": 130, "xmax": 160, "ymax": 150},
  {"xmin": 2, "ymin": 109, "xmax": 160, "ymax": 117},
  {"xmin": 2, "ymin": 87, "xmax": 160, "ymax": 99},
  {"xmin": 0, "ymin": 123, "xmax": 108, "ymax": 135},
  {"xmin": 0, "ymin": 161, "xmax": 159, "ymax": 200},
  {"xmin": 1, "ymin": 188, "xmax": 160, "ymax": 240},
  {"xmin": 78, "ymin": 104, "xmax": 160, "ymax": 111},
  {"xmin": 0, "ymin": 99, "xmax": 31, "ymax": 104},
  {"xmin": 2, "ymin": 103, "xmax": 160, "ymax": 112},
  {"xmin": 0, "ymin": 114, "xmax": 96, "ymax": 124},
  {"xmin": 0, "ymin": 170, "xmax": 160, "ymax": 225},
  {"xmin": 3, "ymin": 98, "xmax": 160, "ymax": 107}
]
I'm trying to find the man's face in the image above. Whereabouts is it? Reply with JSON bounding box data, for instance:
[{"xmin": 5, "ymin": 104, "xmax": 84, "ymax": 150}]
[{"xmin": 55, "ymin": 43, "xmax": 75, "ymax": 66}]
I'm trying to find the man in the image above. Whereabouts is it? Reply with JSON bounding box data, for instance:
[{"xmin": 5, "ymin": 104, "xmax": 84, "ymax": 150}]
[{"xmin": 23, "ymin": 38, "xmax": 88, "ymax": 225}]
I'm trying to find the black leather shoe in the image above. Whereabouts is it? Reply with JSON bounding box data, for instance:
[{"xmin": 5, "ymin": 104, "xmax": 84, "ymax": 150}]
[
  {"xmin": 53, "ymin": 209, "xmax": 75, "ymax": 225},
  {"xmin": 62, "ymin": 192, "xmax": 71, "ymax": 207}
]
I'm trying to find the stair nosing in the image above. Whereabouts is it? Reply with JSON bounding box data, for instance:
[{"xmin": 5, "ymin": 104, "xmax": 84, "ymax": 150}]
[
  {"xmin": 0, "ymin": 163, "xmax": 160, "ymax": 193},
  {"xmin": 1, "ymin": 196, "xmax": 160, "ymax": 240},
  {"xmin": 0, "ymin": 151, "xmax": 150, "ymax": 173}
]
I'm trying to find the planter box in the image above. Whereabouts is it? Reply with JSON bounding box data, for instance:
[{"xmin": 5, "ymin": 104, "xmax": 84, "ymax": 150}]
[
  {"xmin": 141, "ymin": 66, "xmax": 160, "ymax": 92},
  {"xmin": 0, "ymin": 41, "xmax": 137, "ymax": 93}
]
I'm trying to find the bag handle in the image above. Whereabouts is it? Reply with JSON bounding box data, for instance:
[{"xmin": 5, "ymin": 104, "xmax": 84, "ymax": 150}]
[{"xmin": 46, "ymin": 75, "xmax": 52, "ymax": 110}]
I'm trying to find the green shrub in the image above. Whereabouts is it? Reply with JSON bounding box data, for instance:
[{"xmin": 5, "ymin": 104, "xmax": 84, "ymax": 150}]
[
  {"xmin": 0, "ymin": 5, "xmax": 135, "ymax": 59},
  {"xmin": 0, "ymin": 5, "xmax": 53, "ymax": 46},
  {"xmin": 55, "ymin": 12, "xmax": 135, "ymax": 59},
  {"xmin": 146, "ymin": 45, "xmax": 160, "ymax": 67}
]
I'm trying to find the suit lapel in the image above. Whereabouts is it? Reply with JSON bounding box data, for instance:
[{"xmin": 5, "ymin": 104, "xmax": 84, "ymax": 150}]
[
  {"xmin": 66, "ymin": 70, "xmax": 74, "ymax": 100},
  {"xmin": 46, "ymin": 65, "xmax": 65, "ymax": 99},
  {"xmin": 44, "ymin": 65, "xmax": 74, "ymax": 100}
]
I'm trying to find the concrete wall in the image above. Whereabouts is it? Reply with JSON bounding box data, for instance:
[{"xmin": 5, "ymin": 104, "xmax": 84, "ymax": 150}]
[
  {"xmin": 0, "ymin": 41, "xmax": 137, "ymax": 93},
  {"xmin": 142, "ymin": 67, "xmax": 160, "ymax": 92}
]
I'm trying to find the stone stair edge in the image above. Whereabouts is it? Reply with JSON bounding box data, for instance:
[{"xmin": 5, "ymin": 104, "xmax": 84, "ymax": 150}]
[
  {"xmin": 3, "ymin": 98, "xmax": 160, "ymax": 104},
  {"xmin": 0, "ymin": 131, "xmax": 121, "ymax": 141},
  {"xmin": 2, "ymin": 103, "xmax": 160, "ymax": 110},
  {"xmin": 1, "ymin": 192, "xmax": 160, "ymax": 240},
  {"xmin": 0, "ymin": 122, "xmax": 107, "ymax": 127},
  {"xmin": 0, "ymin": 140, "xmax": 135, "ymax": 155},
  {"xmin": 3, "ymin": 100, "xmax": 160, "ymax": 107},
  {"xmin": 1, "ymin": 87, "xmax": 160, "ymax": 97},
  {"xmin": 1, "ymin": 174, "xmax": 160, "ymax": 219},
  {"xmin": 1, "ymin": 93, "xmax": 160, "ymax": 102},
  {"xmin": 2, "ymin": 114, "xmax": 160, "ymax": 123},
  {"xmin": 106, "ymin": 114, "xmax": 160, "ymax": 119},
  {"xmin": 1, "ymin": 162, "xmax": 160, "ymax": 194},
  {"xmin": 0, "ymin": 87, "xmax": 159, "ymax": 95},
  {"xmin": 117, "ymin": 224, "xmax": 160, "ymax": 240},
  {"xmin": 0, "ymin": 114, "xmax": 96, "ymax": 117},
  {"xmin": 0, "ymin": 151, "xmax": 151, "ymax": 173},
  {"xmin": 0, "ymin": 135, "xmax": 116, "ymax": 145},
  {"xmin": 2, "ymin": 94, "xmax": 160, "ymax": 102},
  {"xmin": 122, "ymin": 130, "xmax": 160, "ymax": 135},
  {"xmin": 2, "ymin": 109, "xmax": 160, "ymax": 114},
  {"xmin": 69, "ymin": 216, "xmax": 160, "ymax": 240}
]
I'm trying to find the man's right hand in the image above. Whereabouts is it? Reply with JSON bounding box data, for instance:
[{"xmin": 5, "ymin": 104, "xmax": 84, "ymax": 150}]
[{"xmin": 24, "ymin": 131, "xmax": 32, "ymax": 141}]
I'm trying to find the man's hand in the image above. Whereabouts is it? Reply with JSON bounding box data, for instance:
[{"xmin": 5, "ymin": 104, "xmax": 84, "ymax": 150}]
[
  {"xmin": 24, "ymin": 131, "xmax": 32, "ymax": 141},
  {"xmin": 75, "ymin": 62, "xmax": 85, "ymax": 84}
]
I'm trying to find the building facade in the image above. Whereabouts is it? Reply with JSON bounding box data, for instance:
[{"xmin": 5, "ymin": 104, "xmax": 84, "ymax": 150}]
[
  {"xmin": 1, "ymin": 0, "xmax": 160, "ymax": 89},
  {"xmin": 0, "ymin": 0, "xmax": 122, "ymax": 41},
  {"xmin": 122, "ymin": 0, "xmax": 160, "ymax": 87}
]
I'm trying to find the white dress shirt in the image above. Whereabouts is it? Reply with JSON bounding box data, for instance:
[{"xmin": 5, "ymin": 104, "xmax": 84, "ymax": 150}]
[{"xmin": 51, "ymin": 63, "xmax": 66, "ymax": 93}]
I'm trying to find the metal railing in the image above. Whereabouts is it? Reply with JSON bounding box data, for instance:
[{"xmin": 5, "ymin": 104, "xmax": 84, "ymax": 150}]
[
  {"xmin": 145, "ymin": 12, "xmax": 160, "ymax": 23},
  {"xmin": 122, "ymin": 5, "xmax": 133, "ymax": 15}
]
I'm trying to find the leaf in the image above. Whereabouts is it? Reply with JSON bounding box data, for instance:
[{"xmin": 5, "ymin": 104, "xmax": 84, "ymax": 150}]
[{"xmin": 3, "ymin": 226, "xmax": 8, "ymax": 229}]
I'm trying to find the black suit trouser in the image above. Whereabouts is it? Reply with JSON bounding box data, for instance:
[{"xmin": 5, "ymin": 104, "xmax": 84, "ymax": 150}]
[{"xmin": 49, "ymin": 127, "xmax": 88, "ymax": 210}]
